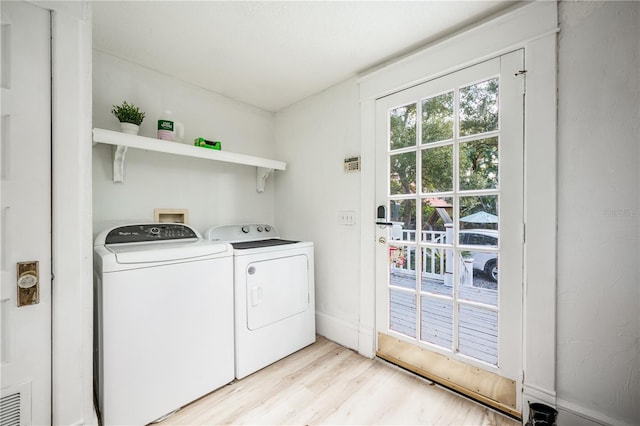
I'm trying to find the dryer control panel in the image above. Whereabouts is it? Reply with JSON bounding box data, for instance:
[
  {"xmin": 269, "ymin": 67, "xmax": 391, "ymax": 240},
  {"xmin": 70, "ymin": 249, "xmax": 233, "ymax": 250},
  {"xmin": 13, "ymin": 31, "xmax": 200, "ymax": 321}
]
[
  {"xmin": 105, "ymin": 224, "xmax": 198, "ymax": 244},
  {"xmin": 207, "ymin": 224, "xmax": 280, "ymax": 243}
]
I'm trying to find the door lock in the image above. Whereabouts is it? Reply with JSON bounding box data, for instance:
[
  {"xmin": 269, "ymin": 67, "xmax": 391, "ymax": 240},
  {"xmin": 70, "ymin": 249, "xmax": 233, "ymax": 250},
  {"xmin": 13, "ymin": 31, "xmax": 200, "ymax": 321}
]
[
  {"xmin": 376, "ymin": 205, "xmax": 393, "ymax": 227},
  {"xmin": 378, "ymin": 237, "xmax": 387, "ymax": 244}
]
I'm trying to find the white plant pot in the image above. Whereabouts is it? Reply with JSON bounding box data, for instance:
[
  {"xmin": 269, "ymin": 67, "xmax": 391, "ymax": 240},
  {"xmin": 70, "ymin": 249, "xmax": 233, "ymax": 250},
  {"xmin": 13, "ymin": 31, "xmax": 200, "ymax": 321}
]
[{"xmin": 120, "ymin": 122, "xmax": 140, "ymax": 135}]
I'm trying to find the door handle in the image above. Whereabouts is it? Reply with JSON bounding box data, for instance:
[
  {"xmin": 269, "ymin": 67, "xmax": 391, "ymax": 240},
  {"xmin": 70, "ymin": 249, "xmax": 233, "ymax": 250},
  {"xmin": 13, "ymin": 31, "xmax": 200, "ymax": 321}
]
[
  {"xmin": 17, "ymin": 261, "xmax": 39, "ymax": 307},
  {"xmin": 250, "ymin": 286, "xmax": 262, "ymax": 307}
]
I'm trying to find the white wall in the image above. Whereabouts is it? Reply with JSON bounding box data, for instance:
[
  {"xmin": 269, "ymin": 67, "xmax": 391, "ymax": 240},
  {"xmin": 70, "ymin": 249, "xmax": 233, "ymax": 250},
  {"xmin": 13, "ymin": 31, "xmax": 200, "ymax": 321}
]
[
  {"xmin": 92, "ymin": 50, "xmax": 277, "ymax": 236},
  {"xmin": 556, "ymin": 1, "xmax": 640, "ymax": 425},
  {"xmin": 274, "ymin": 79, "xmax": 362, "ymax": 349}
]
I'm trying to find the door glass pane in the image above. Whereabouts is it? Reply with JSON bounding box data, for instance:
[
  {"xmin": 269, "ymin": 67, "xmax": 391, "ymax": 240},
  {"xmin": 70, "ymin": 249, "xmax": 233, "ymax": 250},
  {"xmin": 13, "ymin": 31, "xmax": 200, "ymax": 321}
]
[
  {"xmin": 458, "ymin": 252, "xmax": 498, "ymax": 306},
  {"xmin": 389, "ymin": 199, "xmax": 416, "ymax": 241},
  {"xmin": 390, "ymin": 103, "xmax": 417, "ymax": 150},
  {"xmin": 458, "ymin": 304, "xmax": 498, "ymax": 365},
  {"xmin": 422, "ymin": 145, "xmax": 453, "ymax": 193},
  {"xmin": 421, "ymin": 297, "xmax": 453, "ymax": 349},
  {"xmin": 459, "ymin": 78, "xmax": 499, "ymax": 137},
  {"xmin": 421, "ymin": 197, "xmax": 452, "ymax": 243},
  {"xmin": 390, "ymin": 289, "xmax": 416, "ymax": 338},
  {"xmin": 390, "ymin": 152, "xmax": 416, "ymax": 195},
  {"xmin": 421, "ymin": 247, "xmax": 452, "ymax": 297},
  {"xmin": 422, "ymin": 91, "xmax": 454, "ymax": 144},
  {"xmin": 459, "ymin": 137, "xmax": 499, "ymax": 190},
  {"xmin": 459, "ymin": 195, "xmax": 499, "ymax": 238},
  {"xmin": 390, "ymin": 244, "xmax": 417, "ymax": 289}
]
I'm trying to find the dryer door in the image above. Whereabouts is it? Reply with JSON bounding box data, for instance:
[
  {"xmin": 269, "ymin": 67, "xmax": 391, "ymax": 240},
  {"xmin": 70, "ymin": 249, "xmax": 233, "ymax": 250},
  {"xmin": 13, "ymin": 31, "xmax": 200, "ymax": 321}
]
[{"xmin": 246, "ymin": 254, "xmax": 309, "ymax": 330}]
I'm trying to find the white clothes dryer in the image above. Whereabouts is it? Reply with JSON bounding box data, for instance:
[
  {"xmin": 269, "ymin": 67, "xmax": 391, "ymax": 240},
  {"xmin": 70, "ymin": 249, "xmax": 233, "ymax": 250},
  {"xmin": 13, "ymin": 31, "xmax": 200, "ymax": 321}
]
[
  {"xmin": 207, "ymin": 224, "xmax": 315, "ymax": 379},
  {"xmin": 93, "ymin": 223, "xmax": 234, "ymax": 425}
]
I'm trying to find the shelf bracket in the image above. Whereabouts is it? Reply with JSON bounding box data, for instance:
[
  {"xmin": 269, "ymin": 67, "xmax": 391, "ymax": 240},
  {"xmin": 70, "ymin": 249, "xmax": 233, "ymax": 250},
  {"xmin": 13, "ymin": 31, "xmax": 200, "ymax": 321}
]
[
  {"xmin": 112, "ymin": 145, "xmax": 127, "ymax": 183},
  {"xmin": 256, "ymin": 167, "xmax": 275, "ymax": 193}
]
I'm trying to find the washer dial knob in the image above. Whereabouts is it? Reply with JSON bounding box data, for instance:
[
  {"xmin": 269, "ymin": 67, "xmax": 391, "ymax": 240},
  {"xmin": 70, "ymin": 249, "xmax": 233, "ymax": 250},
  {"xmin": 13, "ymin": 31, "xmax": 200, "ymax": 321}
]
[{"xmin": 241, "ymin": 225, "xmax": 250, "ymax": 234}]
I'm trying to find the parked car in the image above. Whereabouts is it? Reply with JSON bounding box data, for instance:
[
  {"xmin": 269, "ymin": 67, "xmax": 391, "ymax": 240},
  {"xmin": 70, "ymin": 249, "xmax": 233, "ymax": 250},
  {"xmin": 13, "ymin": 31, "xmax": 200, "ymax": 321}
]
[{"xmin": 459, "ymin": 229, "xmax": 498, "ymax": 281}]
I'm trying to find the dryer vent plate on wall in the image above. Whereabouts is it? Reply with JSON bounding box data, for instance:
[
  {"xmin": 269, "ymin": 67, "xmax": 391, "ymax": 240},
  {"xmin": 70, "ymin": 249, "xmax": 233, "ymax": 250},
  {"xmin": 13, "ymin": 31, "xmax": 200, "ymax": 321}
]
[
  {"xmin": 154, "ymin": 208, "xmax": 188, "ymax": 224},
  {"xmin": 344, "ymin": 156, "xmax": 360, "ymax": 173}
]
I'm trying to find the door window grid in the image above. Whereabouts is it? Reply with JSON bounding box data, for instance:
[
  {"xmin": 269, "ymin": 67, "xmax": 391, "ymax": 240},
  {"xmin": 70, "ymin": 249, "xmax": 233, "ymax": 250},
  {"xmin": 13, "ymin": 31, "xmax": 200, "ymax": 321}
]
[{"xmin": 387, "ymin": 76, "xmax": 501, "ymax": 366}]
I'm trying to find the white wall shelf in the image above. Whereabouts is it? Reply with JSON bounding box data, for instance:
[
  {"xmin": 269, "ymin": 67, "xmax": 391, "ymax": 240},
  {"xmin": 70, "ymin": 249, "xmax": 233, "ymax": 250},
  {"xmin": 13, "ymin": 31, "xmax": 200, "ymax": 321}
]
[{"xmin": 92, "ymin": 128, "xmax": 286, "ymax": 192}]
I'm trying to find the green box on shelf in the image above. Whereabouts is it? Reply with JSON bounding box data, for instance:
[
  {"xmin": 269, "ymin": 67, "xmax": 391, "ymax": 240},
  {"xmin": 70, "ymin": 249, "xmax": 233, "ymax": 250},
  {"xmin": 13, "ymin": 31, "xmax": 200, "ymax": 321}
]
[{"xmin": 194, "ymin": 137, "xmax": 221, "ymax": 150}]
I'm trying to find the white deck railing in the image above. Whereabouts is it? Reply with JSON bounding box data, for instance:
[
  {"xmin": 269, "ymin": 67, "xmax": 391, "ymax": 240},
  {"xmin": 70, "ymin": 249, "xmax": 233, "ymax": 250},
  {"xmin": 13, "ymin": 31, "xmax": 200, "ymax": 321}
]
[
  {"xmin": 394, "ymin": 229, "xmax": 446, "ymax": 243},
  {"xmin": 391, "ymin": 229, "xmax": 473, "ymax": 286}
]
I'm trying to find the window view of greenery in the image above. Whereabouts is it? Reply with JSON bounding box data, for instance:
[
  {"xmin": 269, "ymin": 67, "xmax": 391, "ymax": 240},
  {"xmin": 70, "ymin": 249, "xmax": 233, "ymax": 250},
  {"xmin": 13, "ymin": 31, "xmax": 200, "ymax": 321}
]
[
  {"xmin": 459, "ymin": 137, "xmax": 498, "ymax": 191},
  {"xmin": 422, "ymin": 92, "xmax": 454, "ymax": 144},
  {"xmin": 389, "ymin": 103, "xmax": 416, "ymax": 150},
  {"xmin": 460, "ymin": 78, "xmax": 499, "ymax": 136},
  {"xmin": 389, "ymin": 78, "xmax": 500, "ymax": 233}
]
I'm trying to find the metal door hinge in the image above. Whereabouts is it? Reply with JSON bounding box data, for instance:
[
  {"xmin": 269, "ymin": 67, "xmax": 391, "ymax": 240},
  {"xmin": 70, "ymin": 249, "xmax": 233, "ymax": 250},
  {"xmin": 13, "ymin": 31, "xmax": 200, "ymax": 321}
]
[{"xmin": 515, "ymin": 69, "xmax": 527, "ymax": 95}]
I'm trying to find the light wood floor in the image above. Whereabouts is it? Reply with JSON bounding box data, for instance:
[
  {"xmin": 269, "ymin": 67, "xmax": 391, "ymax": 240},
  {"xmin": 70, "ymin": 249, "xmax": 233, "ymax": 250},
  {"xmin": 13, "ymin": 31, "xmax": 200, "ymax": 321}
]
[{"xmin": 159, "ymin": 337, "xmax": 520, "ymax": 425}]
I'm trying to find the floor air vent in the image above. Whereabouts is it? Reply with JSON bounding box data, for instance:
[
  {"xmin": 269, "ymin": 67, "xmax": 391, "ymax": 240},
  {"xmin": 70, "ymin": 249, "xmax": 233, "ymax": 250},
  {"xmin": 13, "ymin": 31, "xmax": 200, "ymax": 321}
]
[
  {"xmin": 0, "ymin": 383, "xmax": 30, "ymax": 426},
  {"xmin": 0, "ymin": 393, "xmax": 21, "ymax": 426}
]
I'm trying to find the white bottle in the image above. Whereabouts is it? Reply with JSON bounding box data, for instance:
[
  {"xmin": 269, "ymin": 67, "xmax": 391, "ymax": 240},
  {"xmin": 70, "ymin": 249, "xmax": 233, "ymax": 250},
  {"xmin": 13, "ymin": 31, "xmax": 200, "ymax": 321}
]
[{"xmin": 157, "ymin": 110, "xmax": 184, "ymax": 142}]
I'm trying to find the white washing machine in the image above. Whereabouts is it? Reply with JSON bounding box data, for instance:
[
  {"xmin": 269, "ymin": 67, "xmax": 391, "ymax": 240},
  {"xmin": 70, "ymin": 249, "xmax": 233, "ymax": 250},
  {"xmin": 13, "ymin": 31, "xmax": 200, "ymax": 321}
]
[
  {"xmin": 93, "ymin": 223, "xmax": 234, "ymax": 425},
  {"xmin": 207, "ymin": 224, "xmax": 315, "ymax": 379}
]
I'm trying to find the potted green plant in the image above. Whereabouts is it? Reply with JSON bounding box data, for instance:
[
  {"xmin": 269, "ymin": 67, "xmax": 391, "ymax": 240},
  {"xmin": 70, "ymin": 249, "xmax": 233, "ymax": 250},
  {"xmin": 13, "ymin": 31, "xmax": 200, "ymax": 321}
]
[{"xmin": 111, "ymin": 101, "xmax": 145, "ymax": 135}]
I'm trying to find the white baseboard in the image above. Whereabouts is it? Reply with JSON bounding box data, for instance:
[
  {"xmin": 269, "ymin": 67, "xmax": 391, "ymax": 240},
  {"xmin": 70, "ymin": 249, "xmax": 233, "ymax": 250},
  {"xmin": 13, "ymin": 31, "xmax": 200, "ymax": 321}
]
[
  {"xmin": 315, "ymin": 311, "xmax": 359, "ymax": 351},
  {"xmin": 523, "ymin": 383, "xmax": 556, "ymax": 406},
  {"xmin": 522, "ymin": 386, "xmax": 636, "ymax": 426},
  {"xmin": 556, "ymin": 398, "xmax": 637, "ymax": 426}
]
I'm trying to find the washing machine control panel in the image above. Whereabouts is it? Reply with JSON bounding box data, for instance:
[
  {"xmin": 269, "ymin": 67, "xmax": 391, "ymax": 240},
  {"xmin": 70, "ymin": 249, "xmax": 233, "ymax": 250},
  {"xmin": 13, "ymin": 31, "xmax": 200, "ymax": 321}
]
[{"xmin": 105, "ymin": 224, "xmax": 198, "ymax": 244}]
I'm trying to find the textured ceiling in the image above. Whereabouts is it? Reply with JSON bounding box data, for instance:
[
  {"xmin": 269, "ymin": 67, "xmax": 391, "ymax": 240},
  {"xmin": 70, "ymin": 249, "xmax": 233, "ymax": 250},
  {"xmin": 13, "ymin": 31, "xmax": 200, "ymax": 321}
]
[{"xmin": 93, "ymin": 1, "xmax": 519, "ymax": 112}]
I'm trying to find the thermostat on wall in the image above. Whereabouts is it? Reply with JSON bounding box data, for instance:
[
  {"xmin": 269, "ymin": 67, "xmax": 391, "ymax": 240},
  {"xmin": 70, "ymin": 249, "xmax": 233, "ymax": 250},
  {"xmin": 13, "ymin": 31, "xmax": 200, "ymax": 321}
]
[{"xmin": 344, "ymin": 156, "xmax": 360, "ymax": 173}]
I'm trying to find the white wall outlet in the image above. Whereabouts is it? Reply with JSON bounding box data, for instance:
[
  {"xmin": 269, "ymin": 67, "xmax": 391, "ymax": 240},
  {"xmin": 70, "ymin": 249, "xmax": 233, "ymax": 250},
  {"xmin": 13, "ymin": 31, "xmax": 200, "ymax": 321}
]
[{"xmin": 339, "ymin": 211, "xmax": 356, "ymax": 226}]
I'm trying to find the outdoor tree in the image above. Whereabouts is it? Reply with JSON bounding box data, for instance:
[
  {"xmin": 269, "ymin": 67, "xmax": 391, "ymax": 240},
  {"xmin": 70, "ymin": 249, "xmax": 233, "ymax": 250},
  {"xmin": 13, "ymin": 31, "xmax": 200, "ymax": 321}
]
[{"xmin": 388, "ymin": 77, "xmax": 500, "ymax": 231}]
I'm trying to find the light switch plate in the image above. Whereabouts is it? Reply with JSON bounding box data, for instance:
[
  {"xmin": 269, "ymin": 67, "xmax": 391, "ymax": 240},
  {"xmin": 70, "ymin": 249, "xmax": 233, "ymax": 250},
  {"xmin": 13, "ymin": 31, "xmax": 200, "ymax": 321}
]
[{"xmin": 339, "ymin": 211, "xmax": 356, "ymax": 226}]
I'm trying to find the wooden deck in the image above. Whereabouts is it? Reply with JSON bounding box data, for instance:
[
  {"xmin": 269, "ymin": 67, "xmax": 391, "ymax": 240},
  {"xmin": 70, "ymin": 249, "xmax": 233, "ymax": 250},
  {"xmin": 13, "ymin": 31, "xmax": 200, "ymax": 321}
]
[{"xmin": 389, "ymin": 271, "xmax": 498, "ymax": 365}]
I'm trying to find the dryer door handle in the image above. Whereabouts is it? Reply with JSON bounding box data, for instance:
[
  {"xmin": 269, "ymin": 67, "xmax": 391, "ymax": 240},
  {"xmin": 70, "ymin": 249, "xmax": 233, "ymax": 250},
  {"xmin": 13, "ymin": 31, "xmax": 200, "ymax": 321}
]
[{"xmin": 250, "ymin": 286, "xmax": 263, "ymax": 307}]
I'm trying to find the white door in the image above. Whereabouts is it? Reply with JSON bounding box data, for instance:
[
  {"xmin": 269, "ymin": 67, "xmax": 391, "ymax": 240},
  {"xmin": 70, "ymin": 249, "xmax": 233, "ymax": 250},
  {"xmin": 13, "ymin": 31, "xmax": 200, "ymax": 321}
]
[
  {"xmin": 375, "ymin": 51, "xmax": 524, "ymax": 416},
  {"xmin": 0, "ymin": 1, "xmax": 52, "ymax": 425}
]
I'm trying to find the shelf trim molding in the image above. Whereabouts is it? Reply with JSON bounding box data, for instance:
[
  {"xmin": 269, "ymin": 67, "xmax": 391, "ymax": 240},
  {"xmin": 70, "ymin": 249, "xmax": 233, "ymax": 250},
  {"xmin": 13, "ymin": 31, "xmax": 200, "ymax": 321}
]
[{"xmin": 93, "ymin": 128, "xmax": 286, "ymax": 188}]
